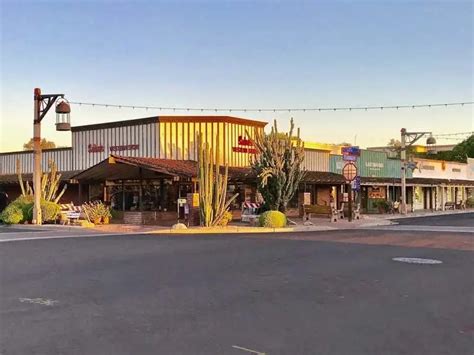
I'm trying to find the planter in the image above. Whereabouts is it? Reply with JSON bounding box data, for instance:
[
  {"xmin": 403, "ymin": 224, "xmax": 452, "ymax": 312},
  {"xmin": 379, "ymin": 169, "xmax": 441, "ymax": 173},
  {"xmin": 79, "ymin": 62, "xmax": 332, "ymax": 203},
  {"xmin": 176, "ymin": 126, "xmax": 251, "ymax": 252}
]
[
  {"xmin": 93, "ymin": 217, "xmax": 101, "ymax": 225},
  {"xmin": 102, "ymin": 216, "xmax": 110, "ymax": 225}
]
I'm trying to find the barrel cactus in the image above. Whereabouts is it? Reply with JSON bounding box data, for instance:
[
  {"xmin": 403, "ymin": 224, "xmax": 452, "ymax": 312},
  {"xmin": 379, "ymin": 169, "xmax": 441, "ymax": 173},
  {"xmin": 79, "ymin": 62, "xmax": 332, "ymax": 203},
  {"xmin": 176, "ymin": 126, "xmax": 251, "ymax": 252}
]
[{"xmin": 258, "ymin": 210, "xmax": 287, "ymax": 228}]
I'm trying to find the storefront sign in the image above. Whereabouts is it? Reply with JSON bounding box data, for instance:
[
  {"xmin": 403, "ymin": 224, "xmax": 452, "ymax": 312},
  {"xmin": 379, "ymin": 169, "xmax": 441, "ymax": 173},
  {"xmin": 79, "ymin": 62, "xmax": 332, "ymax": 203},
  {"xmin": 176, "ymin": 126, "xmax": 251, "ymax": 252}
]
[
  {"xmin": 110, "ymin": 144, "xmax": 139, "ymax": 152},
  {"xmin": 368, "ymin": 186, "xmax": 385, "ymax": 199},
  {"xmin": 88, "ymin": 144, "xmax": 105, "ymax": 153},
  {"xmin": 232, "ymin": 135, "xmax": 257, "ymax": 154},
  {"xmin": 232, "ymin": 147, "xmax": 257, "ymax": 154},
  {"xmin": 88, "ymin": 144, "xmax": 139, "ymax": 153},
  {"xmin": 365, "ymin": 162, "xmax": 384, "ymax": 170},
  {"xmin": 192, "ymin": 193, "xmax": 200, "ymax": 207}
]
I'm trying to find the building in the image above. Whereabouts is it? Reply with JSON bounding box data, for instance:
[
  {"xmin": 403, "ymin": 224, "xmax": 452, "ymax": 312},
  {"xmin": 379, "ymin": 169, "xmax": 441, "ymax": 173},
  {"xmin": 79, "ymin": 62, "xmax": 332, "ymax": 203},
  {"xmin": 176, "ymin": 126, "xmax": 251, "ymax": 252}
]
[{"xmin": 0, "ymin": 115, "xmax": 345, "ymax": 223}]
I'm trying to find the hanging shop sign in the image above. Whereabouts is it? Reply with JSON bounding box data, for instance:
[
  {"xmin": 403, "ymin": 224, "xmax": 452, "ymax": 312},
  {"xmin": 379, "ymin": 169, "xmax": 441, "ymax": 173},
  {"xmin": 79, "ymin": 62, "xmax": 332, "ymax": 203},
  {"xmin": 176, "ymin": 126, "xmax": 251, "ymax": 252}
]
[
  {"xmin": 342, "ymin": 162, "xmax": 358, "ymax": 182},
  {"xmin": 88, "ymin": 144, "xmax": 139, "ymax": 153}
]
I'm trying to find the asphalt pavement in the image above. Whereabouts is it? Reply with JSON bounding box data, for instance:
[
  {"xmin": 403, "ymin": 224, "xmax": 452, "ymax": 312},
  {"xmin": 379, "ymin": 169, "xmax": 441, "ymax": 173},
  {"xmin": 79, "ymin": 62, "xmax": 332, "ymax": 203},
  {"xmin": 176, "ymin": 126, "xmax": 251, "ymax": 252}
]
[
  {"xmin": 393, "ymin": 212, "xmax": 474, "ymax": 227},
  {"xmin": 1, "ymin": 230, "xmax": 473, "ymax": 355}
]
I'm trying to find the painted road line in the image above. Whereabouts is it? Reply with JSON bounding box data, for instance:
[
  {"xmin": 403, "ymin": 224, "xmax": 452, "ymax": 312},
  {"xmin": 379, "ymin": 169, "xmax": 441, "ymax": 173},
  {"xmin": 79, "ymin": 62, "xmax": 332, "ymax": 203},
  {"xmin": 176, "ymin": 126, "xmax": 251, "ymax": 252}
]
[
  {"xmin": 19, "ymin": 298, "xmax": 59, "ymax": 306},
  {"xmin": 393, "ymin": 257, "xmax": 443, "ymax": 265},
  {"xmin": 232, "ymin": 345, "xmax": 266, "ymax": 354}
]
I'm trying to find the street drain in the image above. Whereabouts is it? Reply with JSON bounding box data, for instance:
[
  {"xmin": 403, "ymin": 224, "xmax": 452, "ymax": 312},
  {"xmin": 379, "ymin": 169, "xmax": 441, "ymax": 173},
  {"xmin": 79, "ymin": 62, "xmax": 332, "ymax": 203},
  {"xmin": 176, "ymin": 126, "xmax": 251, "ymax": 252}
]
[{"xmin": 392, "ymin": 257, "xmax": 442, "ymax": 265}]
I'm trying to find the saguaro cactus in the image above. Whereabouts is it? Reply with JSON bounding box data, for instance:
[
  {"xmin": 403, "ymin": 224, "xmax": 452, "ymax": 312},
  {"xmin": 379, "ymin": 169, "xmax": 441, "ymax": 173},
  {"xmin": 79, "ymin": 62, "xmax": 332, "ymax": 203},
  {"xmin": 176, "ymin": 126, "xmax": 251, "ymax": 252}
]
[
  {"xmin": 197, "ymin": 134, "xmax": 238, "ymax": 227},
  {"xmin": 250, "ymin": 118, "xmax": 306, "ymax": 212}
]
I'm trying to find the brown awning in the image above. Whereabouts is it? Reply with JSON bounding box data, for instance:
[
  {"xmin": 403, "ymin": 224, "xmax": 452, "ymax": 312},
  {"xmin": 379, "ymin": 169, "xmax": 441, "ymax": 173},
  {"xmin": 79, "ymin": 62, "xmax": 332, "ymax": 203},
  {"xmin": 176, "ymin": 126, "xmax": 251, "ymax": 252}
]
[
  {"xmin": 72, "ymin": 156, "xmax": 198, "ymax": 182},
  {"xmin": 303, "ymin": 171, "xmax": 346, "ymax": 184},
  {"xmin": 72, "ymin": 155, "xmax": 258, "ymax": 183}
]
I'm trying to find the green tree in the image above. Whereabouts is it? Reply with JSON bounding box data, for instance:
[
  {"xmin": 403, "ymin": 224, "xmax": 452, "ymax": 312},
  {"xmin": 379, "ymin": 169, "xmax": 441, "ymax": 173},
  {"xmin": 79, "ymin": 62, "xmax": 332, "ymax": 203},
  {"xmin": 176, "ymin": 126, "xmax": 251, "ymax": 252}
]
[
  {"xmin": 448, "ymin": 135, "xmax": 474, "ymax": 162},
  {"xmin": 23, "ymin": 138, "xmax": 56, "ymax": 150},
  {"xmin": 250, "ymin": 118, "xmax": 306, "ymax": 212}
]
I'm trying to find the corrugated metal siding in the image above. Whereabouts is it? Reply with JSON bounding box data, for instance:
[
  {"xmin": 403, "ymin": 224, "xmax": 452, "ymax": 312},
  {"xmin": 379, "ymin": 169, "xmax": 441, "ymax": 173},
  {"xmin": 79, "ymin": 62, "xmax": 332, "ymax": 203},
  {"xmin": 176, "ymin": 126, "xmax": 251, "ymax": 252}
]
[
  {"xmin": 0, "ymin": 148, "xmax": 72, "ymax": 174},
  {"xmin": 72, "ymin": 122, "xmax": 159, "ymax": 170},
  {"xmin": 330, "ymin": 151, "xmax": 409, "ymax": 178},
  {"xmin": 302, "ymin": 149, "xmax": 329, "ymax": 172}
]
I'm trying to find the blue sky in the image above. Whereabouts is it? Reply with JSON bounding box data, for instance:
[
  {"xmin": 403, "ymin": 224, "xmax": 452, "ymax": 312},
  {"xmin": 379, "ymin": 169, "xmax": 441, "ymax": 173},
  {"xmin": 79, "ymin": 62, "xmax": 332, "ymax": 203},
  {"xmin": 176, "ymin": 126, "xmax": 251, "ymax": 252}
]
[{"xmin": 1, "ymin": 0, "xmax": 472, "ymax": 151}]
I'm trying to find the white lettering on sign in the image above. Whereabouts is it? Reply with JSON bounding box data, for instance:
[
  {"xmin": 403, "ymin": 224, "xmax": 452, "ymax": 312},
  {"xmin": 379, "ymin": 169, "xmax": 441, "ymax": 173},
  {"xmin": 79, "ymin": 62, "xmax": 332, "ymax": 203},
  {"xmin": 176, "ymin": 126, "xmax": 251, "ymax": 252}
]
[{"xmin": 365, "ymin": 162, "xmax": 384, "ymax": 169}]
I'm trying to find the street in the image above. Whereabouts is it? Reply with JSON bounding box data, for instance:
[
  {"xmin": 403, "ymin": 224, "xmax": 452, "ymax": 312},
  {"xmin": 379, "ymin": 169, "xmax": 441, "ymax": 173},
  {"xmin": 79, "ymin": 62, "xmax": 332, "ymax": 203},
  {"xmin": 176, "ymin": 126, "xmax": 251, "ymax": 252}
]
[{"xmin": 0, "ymin": 215, "xmax": 473, "ymax": 355}]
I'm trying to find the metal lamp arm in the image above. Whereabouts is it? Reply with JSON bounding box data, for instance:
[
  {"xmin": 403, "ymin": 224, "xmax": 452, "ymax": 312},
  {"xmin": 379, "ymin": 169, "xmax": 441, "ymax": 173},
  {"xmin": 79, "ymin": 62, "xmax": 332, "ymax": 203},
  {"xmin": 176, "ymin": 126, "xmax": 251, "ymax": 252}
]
[{"xmin": 35, "ymin": 94, "xmax": 64, "ymax": 123}]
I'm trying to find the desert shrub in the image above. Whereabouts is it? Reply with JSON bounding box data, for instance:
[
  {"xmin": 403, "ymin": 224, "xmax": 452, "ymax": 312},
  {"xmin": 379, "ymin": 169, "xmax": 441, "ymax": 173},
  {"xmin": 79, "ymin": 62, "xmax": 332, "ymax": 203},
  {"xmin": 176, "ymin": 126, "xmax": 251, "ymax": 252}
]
[
  {"xmin": 41, "ymin": 200, "xmax": 61, "ymax": 222},
  {"xmin": 466, "ymin": 197, "xmax": 474, "ymax": 208},
  {"xmin": 83, "ymin": 201, "xmax": 112, "ymax": 224},
  {"xmin": 218, "ymin": 211, "xmax": 233, "ymax": 227},
  {"xmin": 0, "ymin": 203, "xmax": 23, "ymax": 224},
  {"xmin": 16, "ymin": 199, "xmax": 60, "ymax": 223},
  {"xmin": 258, "ymin": 210, "xmax": 287, "ymax": 228}
]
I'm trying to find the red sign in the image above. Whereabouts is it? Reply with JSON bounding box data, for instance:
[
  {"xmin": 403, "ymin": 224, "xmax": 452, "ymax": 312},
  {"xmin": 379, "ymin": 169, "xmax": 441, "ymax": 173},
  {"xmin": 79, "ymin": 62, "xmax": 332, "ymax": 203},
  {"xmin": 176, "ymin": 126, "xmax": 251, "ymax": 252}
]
[
  {"xmin": 88, "ymin": 144, "xmax": 104, "ymax": 153},
  {"xmin": 232, "ymin": 136, "xmax": 256, "ymax": 154},
  {"xmin": 232, "ymin": 147, "xmax": 257, "ymax": 154},
  {"xmin": 110, "ymin": 144, "xmax": 139, "ymax": 152},
  {"xmin": 342, "ymin": 162, "xmax": 358, "ymax": 182},
  {"xmin": 88, "ymin": 144, "xmax": 139, "ymax": 153}
]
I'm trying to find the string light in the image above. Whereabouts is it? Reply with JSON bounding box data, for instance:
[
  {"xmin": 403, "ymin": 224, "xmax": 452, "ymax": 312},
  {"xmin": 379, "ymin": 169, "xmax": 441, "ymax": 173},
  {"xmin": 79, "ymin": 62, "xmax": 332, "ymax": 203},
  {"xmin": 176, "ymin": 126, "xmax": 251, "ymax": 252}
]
[{"xmin": 68, "ymin": 100, "xmax": 474, "ymax": 113}]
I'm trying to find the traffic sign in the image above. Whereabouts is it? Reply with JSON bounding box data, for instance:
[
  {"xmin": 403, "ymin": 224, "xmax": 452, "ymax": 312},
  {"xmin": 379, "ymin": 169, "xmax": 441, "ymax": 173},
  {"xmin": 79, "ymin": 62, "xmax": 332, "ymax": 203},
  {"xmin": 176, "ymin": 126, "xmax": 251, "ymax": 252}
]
[
  {"xmin": 343, "ymin": 154, "xmax": 357, "ymax": 162},
  {"xmin": 342, "ymin": 162, "xmax": 358, "ymax": 182},
  {"xmin": 342, "ymin": 146, "xmax": 360, "ymax": 157},
  {"xmin": 351, "ymin": 176, "xmax": 361, "ymax": 191}
]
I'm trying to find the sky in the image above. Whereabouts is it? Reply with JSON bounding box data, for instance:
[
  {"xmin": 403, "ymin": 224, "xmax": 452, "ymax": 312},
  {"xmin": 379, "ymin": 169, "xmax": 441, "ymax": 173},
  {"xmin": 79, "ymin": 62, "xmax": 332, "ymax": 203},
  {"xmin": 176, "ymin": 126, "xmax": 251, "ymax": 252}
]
[{"xmin": 1, "ymin": 0, "xmax": 473, "ymax": 152}]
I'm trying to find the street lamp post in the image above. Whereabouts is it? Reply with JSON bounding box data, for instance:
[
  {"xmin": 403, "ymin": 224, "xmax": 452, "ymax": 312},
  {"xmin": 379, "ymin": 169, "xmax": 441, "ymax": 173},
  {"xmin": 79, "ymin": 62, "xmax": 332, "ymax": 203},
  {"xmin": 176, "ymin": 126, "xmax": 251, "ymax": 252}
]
[
  {"xmin": 32, "ymin": 88, "xmax": 71, "ymax": 225},
  {"xmin": 400, "ymin": 128, "xmax": 436, "ymax": 215}
]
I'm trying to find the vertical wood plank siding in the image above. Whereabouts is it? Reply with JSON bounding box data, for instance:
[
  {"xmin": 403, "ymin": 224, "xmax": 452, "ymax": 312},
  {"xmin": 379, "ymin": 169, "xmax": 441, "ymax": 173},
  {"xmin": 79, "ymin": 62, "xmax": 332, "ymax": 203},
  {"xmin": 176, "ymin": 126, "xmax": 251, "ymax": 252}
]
[{"xmin": 302, "ymin": 149, "xmax": 330, "ymax": 172}]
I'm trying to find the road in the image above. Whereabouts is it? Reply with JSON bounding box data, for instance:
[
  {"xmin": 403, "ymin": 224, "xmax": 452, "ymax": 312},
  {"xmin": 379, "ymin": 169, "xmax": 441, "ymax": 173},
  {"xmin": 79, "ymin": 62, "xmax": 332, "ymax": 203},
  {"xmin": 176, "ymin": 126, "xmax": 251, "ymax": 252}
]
[
  {"xmin": 393, "ymin": 212, "xmax": 474, "ymax": 227},
  {"xmin": 1, "ymin": 218, "xmax": 473, "ymax": 354}
]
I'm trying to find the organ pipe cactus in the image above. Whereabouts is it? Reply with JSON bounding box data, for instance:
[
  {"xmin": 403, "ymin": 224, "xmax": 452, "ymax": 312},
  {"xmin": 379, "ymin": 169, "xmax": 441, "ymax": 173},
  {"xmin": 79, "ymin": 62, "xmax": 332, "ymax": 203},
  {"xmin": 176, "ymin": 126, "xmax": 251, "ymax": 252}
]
[
  {"xmin": 249, "ymin": 118, "xmax": 306, "ymax": 212},
  {"xmin": 16, "ymin": 159, "xmax": 67, "ymax": 203},
  {"xmin": 197, "ymin": 134, "xmax": 238, "ymax": 227}
]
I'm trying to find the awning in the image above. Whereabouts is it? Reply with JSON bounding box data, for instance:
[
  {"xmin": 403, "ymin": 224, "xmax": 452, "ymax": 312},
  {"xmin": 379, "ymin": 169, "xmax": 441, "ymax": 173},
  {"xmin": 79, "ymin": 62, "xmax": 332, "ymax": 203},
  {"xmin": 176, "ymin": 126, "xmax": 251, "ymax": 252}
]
[
  {"xmin": 72, "ymin": 155, "xmax": 198, "ymax": 182},
  {"xmin": 360, "ymin": 176, "xmax": 474, "ymax": 186},
  {"xmin": 71, "ymin": 155, "xmax": 347, "ymax": 185},
  {"xmin": 303, "ymin": 171, "xmax": 346, "ymax": 184}
]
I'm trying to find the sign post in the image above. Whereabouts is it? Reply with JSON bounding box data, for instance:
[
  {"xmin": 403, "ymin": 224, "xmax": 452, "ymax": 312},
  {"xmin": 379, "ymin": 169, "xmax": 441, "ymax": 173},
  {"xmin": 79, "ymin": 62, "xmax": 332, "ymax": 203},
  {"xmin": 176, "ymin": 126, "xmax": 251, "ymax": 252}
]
[{"xmin": 342, "ymin": 159, "xmax": 358, "ymax": 223}]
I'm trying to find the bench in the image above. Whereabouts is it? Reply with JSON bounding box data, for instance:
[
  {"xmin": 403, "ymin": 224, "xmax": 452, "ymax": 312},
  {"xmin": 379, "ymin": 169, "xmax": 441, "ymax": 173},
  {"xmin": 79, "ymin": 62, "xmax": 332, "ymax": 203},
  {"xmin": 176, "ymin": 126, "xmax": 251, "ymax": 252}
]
[
  {"xmin": 59, "ymin": 203, "xmax": 83, "ymax": 224},
  {"xmin": 303, "ymin": 204, "xmax": 338, "ymax": 222},
  {"xmin": 444, "ymin": 202, "xmax": 455, "ymax": 210}
]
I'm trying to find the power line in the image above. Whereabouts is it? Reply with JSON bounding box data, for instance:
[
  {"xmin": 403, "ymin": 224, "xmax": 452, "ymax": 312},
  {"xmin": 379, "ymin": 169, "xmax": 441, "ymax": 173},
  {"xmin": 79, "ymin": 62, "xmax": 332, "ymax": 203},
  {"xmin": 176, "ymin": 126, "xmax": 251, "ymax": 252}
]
[
  {"xmin": 433, "ymin": 131, "xmax": 473, "ymax": 137},
  {"xmin": 69, "ymin": 100, "xmax": 474, "ymax": 113}
]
